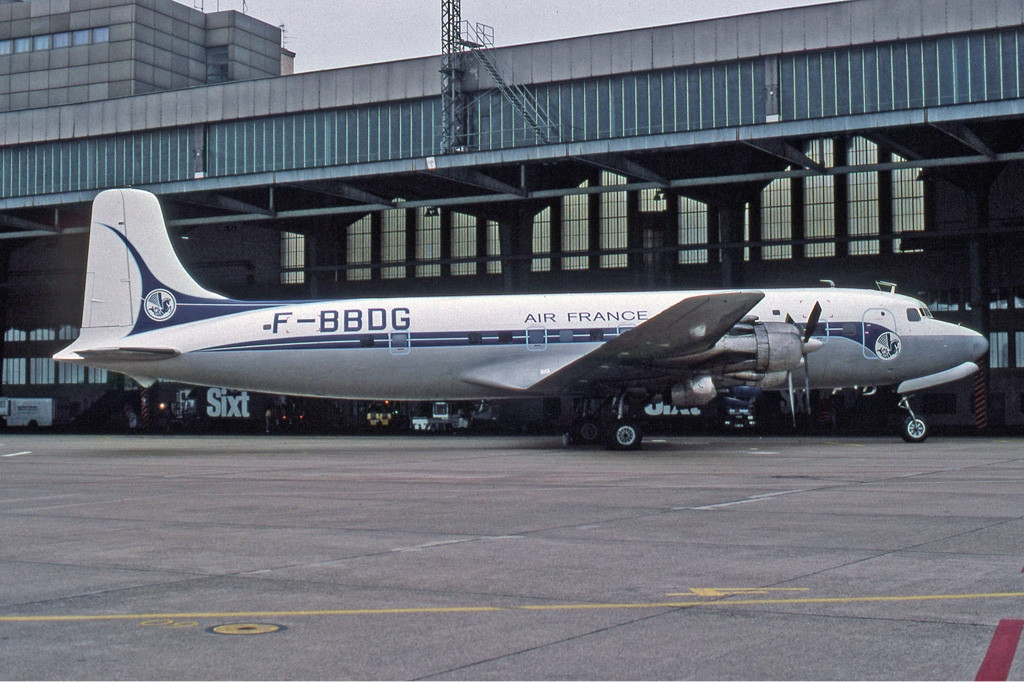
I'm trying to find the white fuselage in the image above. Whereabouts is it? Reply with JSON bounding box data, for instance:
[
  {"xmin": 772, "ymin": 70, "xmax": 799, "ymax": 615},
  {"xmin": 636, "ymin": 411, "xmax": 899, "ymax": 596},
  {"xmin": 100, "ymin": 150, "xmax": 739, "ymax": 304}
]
[{"xmin": 59, "ymin": 287, "xmax": 987, "ymax": 401}]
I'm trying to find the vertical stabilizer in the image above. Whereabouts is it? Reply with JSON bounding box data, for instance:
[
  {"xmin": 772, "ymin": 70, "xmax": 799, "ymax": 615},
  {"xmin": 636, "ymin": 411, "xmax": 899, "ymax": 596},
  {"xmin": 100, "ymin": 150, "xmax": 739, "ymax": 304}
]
[{"xmin": 80, "ymin": 188, "xmax": 224, "ymax": 332}]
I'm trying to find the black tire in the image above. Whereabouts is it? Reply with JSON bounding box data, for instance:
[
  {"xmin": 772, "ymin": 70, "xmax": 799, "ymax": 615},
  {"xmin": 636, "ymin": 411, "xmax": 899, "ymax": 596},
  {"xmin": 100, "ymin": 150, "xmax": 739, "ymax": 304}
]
[
  {"xmin": 577, "ymin": 420, "xmax": 602, "ymax": 444},
  {"xmin": 608, "ymin": 422, "xmax": 642, "ymax": 450},
  {"xmin": 901, "ymin": 415, "xmax": 928, "ymax": 443}
]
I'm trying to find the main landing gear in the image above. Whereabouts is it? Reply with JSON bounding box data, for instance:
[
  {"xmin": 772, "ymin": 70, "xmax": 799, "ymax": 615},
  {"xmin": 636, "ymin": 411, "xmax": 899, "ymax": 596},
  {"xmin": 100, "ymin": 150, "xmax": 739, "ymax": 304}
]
[
  {"xmin": 897, "ymin": 395, "xmax": 928, "ymax": 443},
  {"xmin": 563, "ymin": 395, "xmax": 644, "ymax": 451}
]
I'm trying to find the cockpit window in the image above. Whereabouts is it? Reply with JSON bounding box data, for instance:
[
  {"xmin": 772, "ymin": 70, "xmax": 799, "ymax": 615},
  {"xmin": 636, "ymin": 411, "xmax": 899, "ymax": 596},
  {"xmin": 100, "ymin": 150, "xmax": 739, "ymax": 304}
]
[
  {"xmin": 906, "ymin": 308, "xmax": 922, "ymax": 322},
  {"xmin": 921, "ymin": 307, "xmax": 932, "ymax": 318}
]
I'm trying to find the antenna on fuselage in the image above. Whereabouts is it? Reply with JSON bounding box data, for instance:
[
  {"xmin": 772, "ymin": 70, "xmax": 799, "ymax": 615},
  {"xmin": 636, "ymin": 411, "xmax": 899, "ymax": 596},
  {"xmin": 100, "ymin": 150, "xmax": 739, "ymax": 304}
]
[{"xmin": 876, "ymin": 281, "xmax": 898, "ymax": 293}]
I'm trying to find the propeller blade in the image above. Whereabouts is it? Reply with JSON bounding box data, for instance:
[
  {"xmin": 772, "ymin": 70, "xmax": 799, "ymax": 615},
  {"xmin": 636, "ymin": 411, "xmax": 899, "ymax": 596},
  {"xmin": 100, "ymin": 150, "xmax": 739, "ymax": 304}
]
[
  {"xmin": 803, "ymin": 301, "xmax": 822, "ymax": 345},
  {"xmin": 787, "ymin": 371, "xmax": 796, "ymax": 428}
]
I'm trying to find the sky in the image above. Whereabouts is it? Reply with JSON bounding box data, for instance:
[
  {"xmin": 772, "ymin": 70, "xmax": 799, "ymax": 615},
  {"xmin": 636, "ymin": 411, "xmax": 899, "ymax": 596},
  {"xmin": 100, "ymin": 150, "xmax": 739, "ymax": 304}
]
[{"xmin": 201, "ymin": 0, "xmax": 844, "ymax": 73}]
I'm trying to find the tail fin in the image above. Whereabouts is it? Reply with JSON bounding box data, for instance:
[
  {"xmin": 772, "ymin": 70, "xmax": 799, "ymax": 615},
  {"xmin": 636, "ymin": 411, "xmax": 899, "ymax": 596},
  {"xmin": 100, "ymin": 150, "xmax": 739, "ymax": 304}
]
[{"xmin": 80, "ymin": 188, "xmax": 224, "ymax": 332}]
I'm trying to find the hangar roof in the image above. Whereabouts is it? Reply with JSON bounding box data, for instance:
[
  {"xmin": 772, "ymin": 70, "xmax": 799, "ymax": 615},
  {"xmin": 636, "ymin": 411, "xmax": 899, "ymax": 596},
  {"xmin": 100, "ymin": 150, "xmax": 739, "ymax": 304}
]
[{"xmin": 1, "ymin": 0, "xmax": 1023, "ymax": 237}]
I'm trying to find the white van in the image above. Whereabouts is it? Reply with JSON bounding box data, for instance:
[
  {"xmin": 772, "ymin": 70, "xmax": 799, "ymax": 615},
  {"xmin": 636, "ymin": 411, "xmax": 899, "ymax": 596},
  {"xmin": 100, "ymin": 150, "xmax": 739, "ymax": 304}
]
[{"xmin": 0, "ymin": 397, "xmax": 54, "ymax": 428}]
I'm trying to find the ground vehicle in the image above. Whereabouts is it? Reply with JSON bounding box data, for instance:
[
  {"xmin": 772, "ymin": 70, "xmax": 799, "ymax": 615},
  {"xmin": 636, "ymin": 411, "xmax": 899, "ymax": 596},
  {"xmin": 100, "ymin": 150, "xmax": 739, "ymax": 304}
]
[
  {"xmin": 0, "ymin": 397, "xmax": 54, "ymax": 428},
  {"xmin": 366, "ymin": 401, "xmax": 400, "ymax": 428},
  {"xmin": 411, "ymin": 401, "xmax": 468, "ymax": 432}
]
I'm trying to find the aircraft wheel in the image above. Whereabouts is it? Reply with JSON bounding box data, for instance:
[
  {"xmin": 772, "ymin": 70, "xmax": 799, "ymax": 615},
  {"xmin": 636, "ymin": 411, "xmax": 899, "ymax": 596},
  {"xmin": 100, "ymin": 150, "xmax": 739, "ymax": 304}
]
[
  {"xmin": 577, "ymin": 420, "xmax": 602, "ymax": 444},
  {"xmin": 608, "ymin": 422, "xmax": 642, "ymax": 451},
  {"xmin": 901, "ymin": 415, "xmax": 928, "ymax": 443}
]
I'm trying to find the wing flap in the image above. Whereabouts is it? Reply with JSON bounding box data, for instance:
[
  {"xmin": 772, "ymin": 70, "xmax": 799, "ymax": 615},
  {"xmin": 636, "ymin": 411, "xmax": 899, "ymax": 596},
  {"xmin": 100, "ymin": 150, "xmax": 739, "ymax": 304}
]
[{"xmin": 528, "ymin": 291, "xmax": 764, "ymax": 394}]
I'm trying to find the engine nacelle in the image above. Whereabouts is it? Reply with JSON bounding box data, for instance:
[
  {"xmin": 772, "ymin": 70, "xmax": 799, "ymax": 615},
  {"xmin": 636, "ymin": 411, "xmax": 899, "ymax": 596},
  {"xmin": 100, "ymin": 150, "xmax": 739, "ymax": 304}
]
[
  {"xmin": 671, "ymin": 375, "xmax": 717, "ymax": 406},
  {"xmin": 747, "ymin": 322, "xmax": 805, "ymax": 374}
]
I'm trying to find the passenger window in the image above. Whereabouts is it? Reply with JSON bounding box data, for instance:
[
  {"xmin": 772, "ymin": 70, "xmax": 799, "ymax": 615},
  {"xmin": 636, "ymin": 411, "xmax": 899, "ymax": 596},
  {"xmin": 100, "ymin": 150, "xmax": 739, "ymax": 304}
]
[
  {"xmin": 389, "ymin": 331, "xmax": 410, "ymax": 354},
  {"xmin": 906, "ymin": 308, "xmax": 922, "ymax": 322},
  {"xmin": 527, "ymin": 327, "xmax": 547, "ymax": 351}
]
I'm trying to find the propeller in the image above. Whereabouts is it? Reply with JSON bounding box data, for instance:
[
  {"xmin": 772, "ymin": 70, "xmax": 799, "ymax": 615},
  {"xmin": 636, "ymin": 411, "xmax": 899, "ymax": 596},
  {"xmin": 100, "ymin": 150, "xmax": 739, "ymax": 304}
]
[
  {"xmin": 803, "ymin": 301, "xmax": 822, "ymax": 345},
  {"xmin": 786, "ymin": 301, "xmax": 823, "ymax": 427}
]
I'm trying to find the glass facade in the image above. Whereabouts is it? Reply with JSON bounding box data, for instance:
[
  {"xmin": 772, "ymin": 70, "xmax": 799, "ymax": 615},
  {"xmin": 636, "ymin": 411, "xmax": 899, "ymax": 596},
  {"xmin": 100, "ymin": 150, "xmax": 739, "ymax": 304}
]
[
  {"xmin": 0, "ymin": 128, "xmax": 193, "ymax": 199},
  {"xmin": 4, "ymin": 26, "xmax": 1024, "ymax": 201},
  {"xmin": 780, "ymin": 30, "xmax": 1024, "ymax": 120}
]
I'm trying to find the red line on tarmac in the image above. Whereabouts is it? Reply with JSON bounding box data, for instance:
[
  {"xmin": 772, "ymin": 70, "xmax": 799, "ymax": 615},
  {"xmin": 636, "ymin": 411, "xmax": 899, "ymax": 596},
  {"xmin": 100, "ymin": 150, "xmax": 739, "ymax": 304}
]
[{"xmin": 976, "ymin": 619, "xmax": 1024, "ymax": 681}]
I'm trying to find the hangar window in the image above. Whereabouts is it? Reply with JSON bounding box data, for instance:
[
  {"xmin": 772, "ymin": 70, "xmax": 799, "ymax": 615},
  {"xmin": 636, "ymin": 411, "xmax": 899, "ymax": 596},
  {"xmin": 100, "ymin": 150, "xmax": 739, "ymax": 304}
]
[
  {"xmin": 347, "ymin": 216, "xmax": 372, "ymax": 281},
  {"xmin": 761, "ymin": 177, "xmax": 792, "ymax": 260},
  {"xmin": 381, "ymin": 207, "xmax": 406, "ymax": 280},
  {"xmin": 29, "ymin": 358, "xmax": 54, "ymax": 385},
  {"xmin": 59, "ymin": 363, "xmax": 85, "ymax": 385},
  {"xmin": 4, "ymin": 329, "xmax": 27, "ymax": 342},
  {"xmin": 451, "ymin": 212, "xmax": 477, "ymax": 276},
  {"xmin": 600, "ymin": 172, "xmax": 627, "ymax": 268},
  {"xmin": 280, "ymin": 231, "xmax": 305, "ymax": 285},
  {"xmin": 892, "ymin": 154, "xmax": 924, "ymax": 253},
  {"xmin": 88, "ymin": 367, "xmax": 109, "ymax": 384},
  {"xmin": 562, "ymin": 181, "xmax": 590, "ymax": 271},
  {"xmin": 486, "ymin": 220, "xmax": 502, "ymax": 275},
  {"xmin": 848, "ymin": 138, "xmax": 880, "ymax": 255},
  {"xmin": 29, "ymin": 328, "xmax": 55, "ymax": 341},
  {"xmin": 1016, "ymin": 332, "xmax": 1024, "ymax": 368},
  {"xmin": 805, "ymin": 139, "xmax": 835, "ymax": 258},
  {"xmin": 531, "ymin": 206, "xmax": 551, "ymax": 272},
  {"xmin": 678, "ymin": 197, "xmax": 708, "ymax": 265},
  {"xmin": 2, "ymin": 358, "xmax": 26, "ymax": 386},
  {"xmin": 640, "ymin": 187, "xmax": 668, "ymax": 213},
  {"xmin": 14, "ymin": 37, "xmax": 30, "ymax": 53},
  {"xmin": 990, "ymin": 332, "xmax": 1009, "ymax": 368},
  {"xmin": 416, "ymin": 207, "xmax": 441, "ymax": 278},
  {"xmin": 0, "ymin": 40, "xmax": 11, "ymax": 55}
]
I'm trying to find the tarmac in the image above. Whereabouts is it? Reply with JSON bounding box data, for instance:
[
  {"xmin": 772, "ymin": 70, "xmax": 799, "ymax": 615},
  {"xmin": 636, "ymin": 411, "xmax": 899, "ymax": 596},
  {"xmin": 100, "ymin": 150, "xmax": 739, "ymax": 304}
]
[{"xmin": 1, "ymin": 432, "xmax": 1022, "ymax": 680}]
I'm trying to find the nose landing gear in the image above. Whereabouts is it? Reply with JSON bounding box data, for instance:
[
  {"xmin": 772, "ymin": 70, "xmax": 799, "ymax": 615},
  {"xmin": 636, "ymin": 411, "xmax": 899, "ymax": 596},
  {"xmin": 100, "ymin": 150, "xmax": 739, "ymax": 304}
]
[{"xmin": 898, "ymin": 395, "xmax": 928, "ymax": 443}]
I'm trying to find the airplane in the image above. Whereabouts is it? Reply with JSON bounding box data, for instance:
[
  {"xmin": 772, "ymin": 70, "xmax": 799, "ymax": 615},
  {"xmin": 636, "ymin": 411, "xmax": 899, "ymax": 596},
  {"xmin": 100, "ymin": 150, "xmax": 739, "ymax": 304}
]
[{"xmin": 55, "ymin": 188, "xmax": 989, "ymax": 448}]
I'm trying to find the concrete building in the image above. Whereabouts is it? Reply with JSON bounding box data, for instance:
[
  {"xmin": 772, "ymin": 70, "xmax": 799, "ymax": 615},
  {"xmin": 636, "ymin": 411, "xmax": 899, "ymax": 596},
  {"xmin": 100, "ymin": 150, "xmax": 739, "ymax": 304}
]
[
  {"xmin": 0, "ymin": 0, "xmax": 283, "ymax": 111},
  {"xmin": 1, "ymin": 0, "xmax": 1023, "ymax": 433}
]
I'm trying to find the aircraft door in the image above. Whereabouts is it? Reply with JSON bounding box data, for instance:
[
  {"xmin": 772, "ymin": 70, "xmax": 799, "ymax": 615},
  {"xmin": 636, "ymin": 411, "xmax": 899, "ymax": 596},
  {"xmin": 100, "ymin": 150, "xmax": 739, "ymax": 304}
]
[{"xmin": 862, "ymin": 308, "xmax": 901, "ymax": 360}]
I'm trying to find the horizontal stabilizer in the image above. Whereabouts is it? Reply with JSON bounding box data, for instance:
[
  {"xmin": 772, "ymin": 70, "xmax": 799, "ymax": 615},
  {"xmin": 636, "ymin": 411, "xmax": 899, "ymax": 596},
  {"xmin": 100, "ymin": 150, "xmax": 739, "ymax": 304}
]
[
  {"xmin": 75, "ymin": 347, "xmax": 181, "ymax": 362},
  {"xmin": 897, "ymin": 361, "xmax": 979, "ymax": 394}
]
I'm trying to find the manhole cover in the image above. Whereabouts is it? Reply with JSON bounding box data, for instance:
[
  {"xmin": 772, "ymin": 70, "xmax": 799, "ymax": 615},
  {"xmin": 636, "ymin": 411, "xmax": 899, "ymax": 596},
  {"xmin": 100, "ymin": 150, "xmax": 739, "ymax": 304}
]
[{"xmin": 207, "ymin": 623, "xmax": 284, "ymax": 635}]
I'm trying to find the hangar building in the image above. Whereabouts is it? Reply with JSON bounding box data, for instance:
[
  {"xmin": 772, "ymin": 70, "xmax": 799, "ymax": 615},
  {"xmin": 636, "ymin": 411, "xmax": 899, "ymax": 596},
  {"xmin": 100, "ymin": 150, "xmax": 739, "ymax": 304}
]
[{"xmin": 0, "ymin": 0, "xmax": 1021, "ymax": 432}]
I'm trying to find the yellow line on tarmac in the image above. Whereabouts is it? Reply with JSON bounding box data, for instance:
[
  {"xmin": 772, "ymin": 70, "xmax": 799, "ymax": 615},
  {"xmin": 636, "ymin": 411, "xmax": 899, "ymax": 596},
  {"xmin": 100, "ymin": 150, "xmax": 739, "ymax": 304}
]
[
  {"xmin": 0, "ymin": 606, "xmax": 503, "ymax": 623},
  {"xmin": 3, "ymin": 592, "xmax": 1024, "ymax": 624}
]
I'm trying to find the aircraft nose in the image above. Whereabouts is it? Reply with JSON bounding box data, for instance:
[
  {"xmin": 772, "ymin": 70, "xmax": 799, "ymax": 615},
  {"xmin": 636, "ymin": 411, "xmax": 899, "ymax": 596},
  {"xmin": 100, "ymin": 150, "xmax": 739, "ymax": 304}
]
[{"xmin": 968, "ymin": 330, "xmax": 989, "ymax": 362}]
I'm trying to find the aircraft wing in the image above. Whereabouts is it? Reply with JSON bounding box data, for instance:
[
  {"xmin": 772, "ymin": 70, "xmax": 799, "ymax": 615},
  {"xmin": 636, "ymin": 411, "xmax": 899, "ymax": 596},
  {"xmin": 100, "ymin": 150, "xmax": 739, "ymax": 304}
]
[
  {"xmin": 73, "ymin": 347, "xmax": 181, "ymax": 362},
  {"xmin": 527, "ymin": 291, "xmax": 764, "ymax": 394}
]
